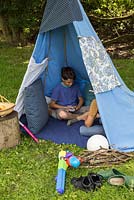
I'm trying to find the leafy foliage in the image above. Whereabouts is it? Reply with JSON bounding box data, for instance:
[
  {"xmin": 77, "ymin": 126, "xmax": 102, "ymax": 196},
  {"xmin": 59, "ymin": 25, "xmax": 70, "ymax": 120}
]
[
  {"xmin": 0, "ymin": 0, "xmax": 133, "ymax": 44},
  {"xmin": 82, "ymin": 0, "xmax": 134, "ymax": 42},
  {"xmin": 0, "ymin": 0, "xmax": 46, "ymax": 44},
  {"xmin": 83, "ymin": 0, "xmax": 134, "ymax": 15}
]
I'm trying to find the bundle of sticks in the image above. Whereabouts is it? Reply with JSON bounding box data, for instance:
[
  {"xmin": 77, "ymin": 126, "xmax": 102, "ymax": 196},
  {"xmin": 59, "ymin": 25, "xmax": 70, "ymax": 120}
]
[{"xmin": 79, "ymin": 148, "xmax": 134, "ymax": 168}]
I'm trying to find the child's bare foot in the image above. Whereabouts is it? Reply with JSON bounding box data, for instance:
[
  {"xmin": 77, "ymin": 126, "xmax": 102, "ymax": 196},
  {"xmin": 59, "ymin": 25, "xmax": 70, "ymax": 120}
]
[
  {"xmin": 85, "ymin": 115, "xmax": 94, "ymax": 127},
  {"xmin": 67, "ymin": 118, "xmax": 78, "ymax": 126},
  {"xmin": 77, "ymin": 112, "xmax": 88, "ymax": 121},
  {"xmin": 85, "ymin": 99, "xmax": 98, "ymax": 127}
]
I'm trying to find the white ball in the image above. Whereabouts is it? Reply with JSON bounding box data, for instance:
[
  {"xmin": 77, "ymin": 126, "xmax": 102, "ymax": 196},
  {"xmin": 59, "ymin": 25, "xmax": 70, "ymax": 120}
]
[{"xmin": 87, "ymin": 135, "xmax": 109, "ymax": 151}]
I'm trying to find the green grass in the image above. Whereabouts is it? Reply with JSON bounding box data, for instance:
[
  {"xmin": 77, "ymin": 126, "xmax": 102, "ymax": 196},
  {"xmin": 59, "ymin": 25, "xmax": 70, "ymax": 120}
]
[
  {"xmin": 113, "ymin": 59, "xmax": 134, "ymax": 90},
  {"xmin": 0, "ymin": 44, "xmax": 33, "ymax": 101},
  {"xmin": 0, "ymin": 44, "xmax": 134, "ymax": 200}
]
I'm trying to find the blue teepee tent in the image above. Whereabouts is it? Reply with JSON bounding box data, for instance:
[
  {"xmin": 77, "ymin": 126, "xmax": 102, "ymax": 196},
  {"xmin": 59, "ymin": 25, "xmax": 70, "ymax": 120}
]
[{"xmin": 15, "ymin": 0, "xmax": 134, "ymax": 152}]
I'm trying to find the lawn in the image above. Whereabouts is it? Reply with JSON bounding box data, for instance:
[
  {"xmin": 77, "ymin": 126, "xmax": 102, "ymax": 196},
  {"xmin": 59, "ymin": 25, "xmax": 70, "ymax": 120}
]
[{"xmin": 0, "ymin": 43, "xmax": 134, "ymax": 200}]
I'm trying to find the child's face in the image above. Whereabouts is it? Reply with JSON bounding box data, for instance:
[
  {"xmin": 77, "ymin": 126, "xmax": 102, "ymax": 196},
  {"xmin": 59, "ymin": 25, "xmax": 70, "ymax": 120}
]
[{"xmin": 62, "ymin": 78, "xmax": 74, "ymax": 87}]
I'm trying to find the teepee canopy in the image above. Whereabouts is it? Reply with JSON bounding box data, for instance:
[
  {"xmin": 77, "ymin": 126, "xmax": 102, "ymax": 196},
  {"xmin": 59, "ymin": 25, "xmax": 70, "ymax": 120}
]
[
  {"xmin": 15, "ymin": 0, "xmax": 134, "ymax": 152},
  {"xmin": 40, "ymin": 0, "xmax": 83, "ymax": 33}
]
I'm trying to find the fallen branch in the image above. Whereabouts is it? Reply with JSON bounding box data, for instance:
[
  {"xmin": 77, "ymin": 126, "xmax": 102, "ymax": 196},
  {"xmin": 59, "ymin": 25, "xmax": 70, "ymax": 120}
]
[
  {"xmin": 88, "ymin": 12, "xmax": 134, "ymax": 22},
  {"xmin": 103, "ymin": 34, "xmax": 134, "ymax": 45},
  {"xmin": 79, "ymin": 148, "xmax": 134, "ymax": 168}
]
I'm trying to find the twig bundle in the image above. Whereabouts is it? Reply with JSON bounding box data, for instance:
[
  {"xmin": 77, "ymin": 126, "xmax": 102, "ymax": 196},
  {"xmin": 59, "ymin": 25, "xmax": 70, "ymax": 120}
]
[{"xmin": 79, "ymin": 148, "xmax": 134, "ymax": 168}]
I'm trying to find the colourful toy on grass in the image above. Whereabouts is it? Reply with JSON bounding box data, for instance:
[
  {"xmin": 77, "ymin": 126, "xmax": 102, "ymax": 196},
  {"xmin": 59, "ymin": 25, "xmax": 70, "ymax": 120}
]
[
  {"xmin": 56, "ymin": 151, "xmax": 68, "ymax": 194},
  {"xmin": 65, "ymin": 151, "xmax": 81, "ymax": 168},
  {"xmin": 56, "ymin": 150, "xmax": 81, "ymax": 194}
]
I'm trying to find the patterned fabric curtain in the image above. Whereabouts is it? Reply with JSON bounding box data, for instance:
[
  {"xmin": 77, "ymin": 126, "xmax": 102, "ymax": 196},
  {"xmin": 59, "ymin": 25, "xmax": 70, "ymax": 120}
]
[{"xmin": 79, "ymin": 37, "xmax": 121, "ymax": 94}]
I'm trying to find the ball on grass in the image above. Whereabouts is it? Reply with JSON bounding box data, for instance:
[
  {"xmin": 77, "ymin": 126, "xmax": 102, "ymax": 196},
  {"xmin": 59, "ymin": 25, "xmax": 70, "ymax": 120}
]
[{"xmin": 87, "ymin": 135, "xmax": 109, "ymax": 151}]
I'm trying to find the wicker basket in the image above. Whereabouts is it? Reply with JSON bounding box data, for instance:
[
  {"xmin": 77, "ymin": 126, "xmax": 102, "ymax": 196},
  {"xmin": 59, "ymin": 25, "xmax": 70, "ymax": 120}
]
[{"xmin": 0, "ymin": 95, "xmax": 15, "ymax": 117}]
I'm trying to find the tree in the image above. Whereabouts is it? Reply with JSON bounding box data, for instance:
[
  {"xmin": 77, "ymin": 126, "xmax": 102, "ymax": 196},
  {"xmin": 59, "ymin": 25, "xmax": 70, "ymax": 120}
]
[
  {"xmin": 0, "ymin": 0, "xmax": 46, "ymax": 44},
  {"xmin": 82, "ymin": 0, "xmax": 134, "ymax": 45},
  {"xmin": 0, "ymin": 0, "xmax": 133, "ymax": 46}
]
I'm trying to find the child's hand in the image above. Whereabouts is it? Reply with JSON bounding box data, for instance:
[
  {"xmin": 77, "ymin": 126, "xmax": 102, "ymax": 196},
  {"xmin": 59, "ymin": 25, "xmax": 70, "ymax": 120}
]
[
  {"xmin": 69, "ymin": 107, "xmax": 76, "ymax": 112},
  {"xmin": 66, "ymin": 106, "xmax": 76, "ymax": 112},
  {"xmin": 75, "ymin": 105, "xmax": 80, "ymax": 111},
  {"xmin": 65, "ymin": 106, "xmax": 72, "ymax": 112}
]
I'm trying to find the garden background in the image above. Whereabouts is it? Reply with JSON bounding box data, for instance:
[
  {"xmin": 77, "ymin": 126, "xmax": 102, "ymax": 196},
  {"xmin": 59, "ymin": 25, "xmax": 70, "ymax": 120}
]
[{"xmin": 0, "ymin": 0, "xmax": 134, "ymax": 199}]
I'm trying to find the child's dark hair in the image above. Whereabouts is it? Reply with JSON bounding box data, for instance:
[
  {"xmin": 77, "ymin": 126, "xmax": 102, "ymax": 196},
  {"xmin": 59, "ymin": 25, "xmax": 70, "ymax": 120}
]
[{"xmin": 61, "ymin": 67, "xmax": 76, "ymax": 80}]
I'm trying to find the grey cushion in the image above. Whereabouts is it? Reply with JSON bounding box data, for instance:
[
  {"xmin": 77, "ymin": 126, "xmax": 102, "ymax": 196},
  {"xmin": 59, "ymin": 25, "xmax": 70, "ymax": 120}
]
[{"xmin": 24, "ymin": 79, "xmax": 48, "ymax": 134}]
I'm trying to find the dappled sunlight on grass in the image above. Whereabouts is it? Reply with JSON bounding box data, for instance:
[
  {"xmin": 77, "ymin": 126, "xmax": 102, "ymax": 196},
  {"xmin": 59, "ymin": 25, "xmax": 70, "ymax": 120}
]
[
  {"xmin": 0, "ymin": 44, "xmax": 34, "ymax": 66},
  {"xmin": 23, "ymin": 60, "xmax": 29, "ymax": 64},
  {"xmin": 16, "ymin": 46, "xmax": 23, "ymax": 49},
  {"xmin": 0, "ymin": 44, "xmax": 33, "ymax": 101}
]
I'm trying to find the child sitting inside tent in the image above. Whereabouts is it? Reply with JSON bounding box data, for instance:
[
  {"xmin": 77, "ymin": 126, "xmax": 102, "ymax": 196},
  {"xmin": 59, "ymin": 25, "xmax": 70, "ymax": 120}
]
[
  {"xmin": 49, "ymin": 66, "xmax": 89, "ymax": 122},
  {"xmin": 74, "ymin": 99, "xmax": 105, "ymax": 137},
  {"xmin": 79, "ymin": 100, "xmax": 105, "ymax": 137},
  {"xmin": 67, "ymin": 99, "xmax": 99, "ymax": 126},
  {"xmin": 77, "ymin": 99, "xmax": 98, "ymax": 127}
]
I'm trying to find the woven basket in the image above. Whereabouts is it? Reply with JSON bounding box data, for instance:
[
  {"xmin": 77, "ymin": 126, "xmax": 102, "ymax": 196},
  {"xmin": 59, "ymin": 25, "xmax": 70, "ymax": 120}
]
[{"xmin": 0, "ymin": 95, "xmax": 15, "ymax": 117}]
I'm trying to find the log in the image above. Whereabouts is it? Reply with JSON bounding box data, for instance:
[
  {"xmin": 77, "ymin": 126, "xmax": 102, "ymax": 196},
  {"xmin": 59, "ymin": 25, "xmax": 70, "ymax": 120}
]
[{"xmin": 0, "ymin": 111, "xmax": 20, "ymax": 149}]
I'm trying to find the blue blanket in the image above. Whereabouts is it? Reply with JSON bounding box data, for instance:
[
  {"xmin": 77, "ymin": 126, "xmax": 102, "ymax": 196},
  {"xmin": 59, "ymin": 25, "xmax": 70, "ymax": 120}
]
[
  {"xmin": 20, "ymin": 115, "xmax": 102, "ymax": 148},
  {"xmin": 36, "ymin": 117, "xmax": 89, "ymax": 148}
]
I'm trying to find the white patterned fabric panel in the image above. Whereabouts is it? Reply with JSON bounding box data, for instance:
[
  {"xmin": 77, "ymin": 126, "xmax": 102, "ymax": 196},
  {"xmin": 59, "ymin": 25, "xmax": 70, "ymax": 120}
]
[{"xmin": 79, "ymin": 37, "xmax": 121, "ymax": 94}]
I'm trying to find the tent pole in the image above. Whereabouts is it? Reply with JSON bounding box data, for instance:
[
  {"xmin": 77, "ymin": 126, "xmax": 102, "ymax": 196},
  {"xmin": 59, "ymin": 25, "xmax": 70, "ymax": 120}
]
[{"xmin": 63, "ymin": 27, "xmax": 68, "ymax": 66}]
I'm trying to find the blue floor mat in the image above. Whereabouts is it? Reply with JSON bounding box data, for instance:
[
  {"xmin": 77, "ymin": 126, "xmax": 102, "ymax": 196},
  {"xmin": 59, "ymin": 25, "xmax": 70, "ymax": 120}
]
[{"xmin": 36, "ymin": 117, "xmax": 89, "ymax": 148}]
